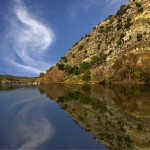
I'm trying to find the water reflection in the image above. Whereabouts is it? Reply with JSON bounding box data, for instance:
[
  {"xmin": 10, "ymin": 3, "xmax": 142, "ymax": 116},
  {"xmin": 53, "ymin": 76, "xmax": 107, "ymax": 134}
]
[
  {"xmin": 0, "ymin": 88, "xmax": 55, "ymax": 149},
  {"xmin": 0, "ymin": 85, "xmax": 105, "ymax": 149},
  {"xmin": 39, "ymin": 84, "xmax": 150, "ymax": 150}
]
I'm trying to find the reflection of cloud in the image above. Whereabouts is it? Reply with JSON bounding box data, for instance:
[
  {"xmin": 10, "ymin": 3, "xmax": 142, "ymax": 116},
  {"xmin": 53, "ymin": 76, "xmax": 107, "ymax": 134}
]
[
  {"xmin": 1, "ymin": 0, "xmax": 55, "ymax": 75},
  {"xmin": 19, "ymin": 118, "xmax": 54, "ymax": 149},
  {"xmin": 4, "ymin": 89, "xmax": 55, "ymax": 149}
]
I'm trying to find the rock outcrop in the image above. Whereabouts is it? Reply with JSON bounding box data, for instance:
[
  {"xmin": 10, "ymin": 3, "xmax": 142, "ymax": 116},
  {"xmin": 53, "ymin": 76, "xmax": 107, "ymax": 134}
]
[{"xmin": 40, "ymin": 67, "xmax": 66, "ymax": 84}]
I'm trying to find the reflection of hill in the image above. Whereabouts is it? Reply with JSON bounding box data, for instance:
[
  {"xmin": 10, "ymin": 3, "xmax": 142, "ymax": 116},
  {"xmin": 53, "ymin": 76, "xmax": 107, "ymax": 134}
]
[
  {"xmin": 0, "ymin": 84, "xmax": 37, "ymax": 91},
  {"xmin": 39, "ymin": 84, "xmax": 150, "ymax": 150}
]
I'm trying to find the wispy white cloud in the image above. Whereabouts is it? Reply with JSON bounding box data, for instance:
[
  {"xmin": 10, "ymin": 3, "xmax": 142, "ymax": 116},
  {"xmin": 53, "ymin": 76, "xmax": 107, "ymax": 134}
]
[
  {"xmin": 69, "ymin": 0, "xmax": 128, "ymax": 22},
  {"xmin": 1, "ymin": 0, "xmax": 55, "ymax": 76},
  {"xmin": 69, "ymin": 0, "xmax": 102, "ymax": 22}
]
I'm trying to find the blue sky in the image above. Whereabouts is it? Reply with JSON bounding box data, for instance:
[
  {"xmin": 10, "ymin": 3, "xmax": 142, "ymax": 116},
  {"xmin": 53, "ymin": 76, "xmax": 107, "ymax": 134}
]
[{"xmin": 0, "ymin": 0, "xmax": 128, "ymax": 76}]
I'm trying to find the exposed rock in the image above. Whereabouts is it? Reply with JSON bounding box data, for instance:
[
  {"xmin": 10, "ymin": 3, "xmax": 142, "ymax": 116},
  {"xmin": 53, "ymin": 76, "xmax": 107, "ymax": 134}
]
[{"xmin": 40, "ymin": 67, "xmax": 66, "ymax": 83}]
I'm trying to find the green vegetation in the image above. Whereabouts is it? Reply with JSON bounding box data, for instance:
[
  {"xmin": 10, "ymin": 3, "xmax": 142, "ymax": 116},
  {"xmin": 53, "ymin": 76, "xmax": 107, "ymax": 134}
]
[
  {"xmin": 116, "ymin": 5, "xmax": 129, "ymax": 16},
  {"xmin": 84, "ymin": 50, "xmax": 87, "ymax": 54},
  {"xmin": 40, "ymin": 72, "xmax": 45, "ymax": 78},
  {"xmin": 117, "ymin": 23, "xmax": 122, "ymax": 31},
  {"xmin": 136, "ymin": 2, "xmax": 143, "ymax": 13},
  {"xmin": 0, "ymin": 75, "xmax": 37, "ymax": 84},
  {"xmin": 82, "ymin": 74, "xmax": 91, "ymax": 83},
  {"xmin": 109, "ymin": 17, "xmax": 114, "ymax": 24},
  {"xmin": 106, "ymin": 26, "xmax": 112, "ymax": 32},
  {"xmin": 137, "ymin": 33, "xmax": 142, "ymax": 41},
  {"xmin": 79, "ymin": 45, "xmax": 84, "ymax": 50},
  {"xmin": 72, "ymin": 55, "xmax": 75, "ymax": 58},
  {"xmin": 79, "ymin": 62, "xmax": 91, "ymax": 72},
  {"xmin": 91, "ymin": 52, "xmax": 107, "ymax": 66},
  {"xmin": 120, "ymin": 33, "xmax": 126, "ymax": 39},
  {"xmin": 124, "ymin": 18, "xmax": 132, "ymax": 30},
  {"xmin": 61, "ymin": 56, "xmax": 67, "ymax": 62},
  {"xmin": 56, "ymin": 63, "xmax": 65, "ymax": 70}
]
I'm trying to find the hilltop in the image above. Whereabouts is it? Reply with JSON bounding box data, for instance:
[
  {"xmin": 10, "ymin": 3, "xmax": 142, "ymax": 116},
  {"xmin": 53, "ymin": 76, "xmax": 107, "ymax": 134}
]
[
  {"xmin": 40, "ymin": 0, "xmax": 150, "ymax": 85},
  {"xmin": 0, "ymin": 75, "xmax": 38, "ymax": 84}
]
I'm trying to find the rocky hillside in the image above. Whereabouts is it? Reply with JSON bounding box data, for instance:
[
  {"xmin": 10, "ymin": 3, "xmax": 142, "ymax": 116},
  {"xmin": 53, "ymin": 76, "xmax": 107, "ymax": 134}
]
[{"xmin": 40, "ymin": 0, "xmax": 150, "ymax": 85}]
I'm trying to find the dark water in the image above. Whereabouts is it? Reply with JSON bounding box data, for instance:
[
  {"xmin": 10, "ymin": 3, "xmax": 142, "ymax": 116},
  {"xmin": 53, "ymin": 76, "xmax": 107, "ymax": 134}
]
[{"xmin": 0, "ymin": 84, "xmax": 150, "ymax": 149}]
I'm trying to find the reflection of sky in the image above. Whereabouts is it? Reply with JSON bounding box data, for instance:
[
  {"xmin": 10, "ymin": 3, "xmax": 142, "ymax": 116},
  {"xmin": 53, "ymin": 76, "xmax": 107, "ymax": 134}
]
[
  {"xmin": 0, "ymin": 88, "xmax": 106, "ymax": 149},
  {"xmin": 0, "ymin": 88, "xmax": 55, "ymax": 149}
]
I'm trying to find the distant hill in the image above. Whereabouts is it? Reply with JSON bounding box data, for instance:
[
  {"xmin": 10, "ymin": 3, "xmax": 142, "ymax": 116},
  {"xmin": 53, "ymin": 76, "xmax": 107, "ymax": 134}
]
[
  {"xmin": 0, "ymin": 75, "xmax": 37, "ymax": 84},
  {"xmin": 40, "ymin": 0, "xmax": 150, "ymax": 85}
]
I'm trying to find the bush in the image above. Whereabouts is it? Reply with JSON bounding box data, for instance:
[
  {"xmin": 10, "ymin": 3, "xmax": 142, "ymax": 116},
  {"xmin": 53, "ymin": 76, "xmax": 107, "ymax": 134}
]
[
  {"xmin": 136, "ymin": 2, "xmax": 141, "ymax": 8},
  {"xmin": 84, "ymin": 50, "xmax": 87, "ymax": 54},
  {"xmin": 137, "ymin": 33, "xmax": 142, "ymax": 41},
  {"xmin": 79, "ymin": 45, "xmax": 84, "ymax": 50},
  {"xmin": 127, "ymin": 17, "xmax": 132, "ymax": 22},
  {"xmin": 117, "ymin": 23, "xmax": 122, "ymax": 30},
  {"xmin": 82, "ymin": 74, "xmax": 91, "ymax": 82},
  {"xmin": 106, "ymin": 26, "xmax": 112, "ymax": 32},
  {"xmin": 109, "ymin": 18, "xmax": 114, "ymax": 24},
  {"xmin": 124, "ymin": 21, "xmax": 132, "ymax": 29},
  {"xmin": 117, "ymin": 40, "xmax": 122, "ymax": 46},
  {"xmin": 61, "ymin": 56, "xmax": 67, "ymax": 62},
  {"xmin": 79, "ymin": 62, "xmax": 91, "ymax": 72},
  {"xmin": 138, "ymin": 7, "xmax": 143, "ymax": 13},
  {"xmin": 72, "ymin": 55, "xmax": 75, "ymax": 58},
  {"xmin": 116, "ymin": 5, "xmax": 129, "ymax": 16},
  {"xmin": 91, "ymin": 53, "xmax": 107, "ymax": 66},
  {"xmin": 56, "ymin": 63, "xmax": 64, "ymax": 70},
  {"xmin": 39, "ymin": 72, "xmax": 45, "ymax": 78},
  {"xmin": 120, "ymin": 33, "xmax": 126, "ymax": 39},
  {"xmin": 64, "ymin": 65, "xmax": 80, "ymax": 75}
]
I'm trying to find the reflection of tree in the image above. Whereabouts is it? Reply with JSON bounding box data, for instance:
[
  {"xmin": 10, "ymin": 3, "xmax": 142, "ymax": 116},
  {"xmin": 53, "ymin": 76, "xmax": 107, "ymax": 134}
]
[{"xmin": 39, "ymin": 84, "xmax": 150, "ymax": 150}]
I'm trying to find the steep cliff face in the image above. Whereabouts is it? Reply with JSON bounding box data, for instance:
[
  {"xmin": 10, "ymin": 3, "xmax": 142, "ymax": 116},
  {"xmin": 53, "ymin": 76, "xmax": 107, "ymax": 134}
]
[{"xmin": 41, "ymin": 0, "xmax": 150, "ymax": 84}]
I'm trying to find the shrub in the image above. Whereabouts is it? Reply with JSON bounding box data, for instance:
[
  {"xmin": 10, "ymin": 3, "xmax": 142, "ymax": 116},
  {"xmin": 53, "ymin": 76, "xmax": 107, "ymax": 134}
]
[
  {"xmin": 117, "ymin": 40, "xmax": 122, "ymax": 46},
  {"xmin": 61, "ymin": 56, "xmax": 67, "ymax": 62},
  {"xmin": 136, "ymin": 2, "xmax": 141, "ymax": 8},
  {"xmin": 39, "ymin": 72, "xmax": 45, "ymax": 78},
  {"xmin": 109, "ymin": 18, "xmax": 114, "ymax": 24},
  {"xmin": 120, "ymin": 33, "xmax": 126, "ymax": 39},
  {"xmin": 106, "ymin": 26, "xmax": 112, "ymax": 32},
  {"xmin": 99, "ymin": 52, "xmax": 107, "ymax": 64},
  {"xmin": 64, "ymin": 65, "xmax": 80, "ymax": 75},
  {"xmin": 138, "ymin": 7, "xmax": 143, "ymax": 13},
  {"xmin": 79, "ymin": 45, "xmax": 84, "ymax": 50},
  {"xmin": 125, "ymin": 21, "xmax": 132, "ymax": 29},
  {"xmin": 84, "ymin": 50, "xmax": 87, "ymax": 54},
  {"xmin": 127, "ymin": 17, "xmax": 132, "ymax": 22},
  {"xmin": 116, "ymin": 5, "xmax": 129, "ymax": 16},
  {"xmin": 82, "ymin": 74, "xmax": 91, "ymax": 82},
  {"xmin": 100, "ymin": 26, "xmax": 104, "ymax": 29},
  {"xmin": 117, "ymin": 23, "xmax": 122, "ymax": 30},
  {"xmin": 72, "ymin": 55, "xmax": 75, "ymax": 58},
  {"xmin": 137, "ymin": 33, "xmax": 142, "ymax": 41},
  {"xmin": 79, "ymin": 62, "xmax": 91, "ymax": 72},
  {"xmin": 56, "ymin": 63, "xmax": 64, "ymax": 70}
]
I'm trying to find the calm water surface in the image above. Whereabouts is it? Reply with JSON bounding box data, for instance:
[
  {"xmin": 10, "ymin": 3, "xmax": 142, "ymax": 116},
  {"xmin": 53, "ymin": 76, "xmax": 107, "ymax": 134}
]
[
  {"xmin": 0, "ymin": 85, "xmax": 107, "ymax": 149},
  {"xmin": 0, "ymin": 84, "xmax": 150, "ymax": 149}
]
